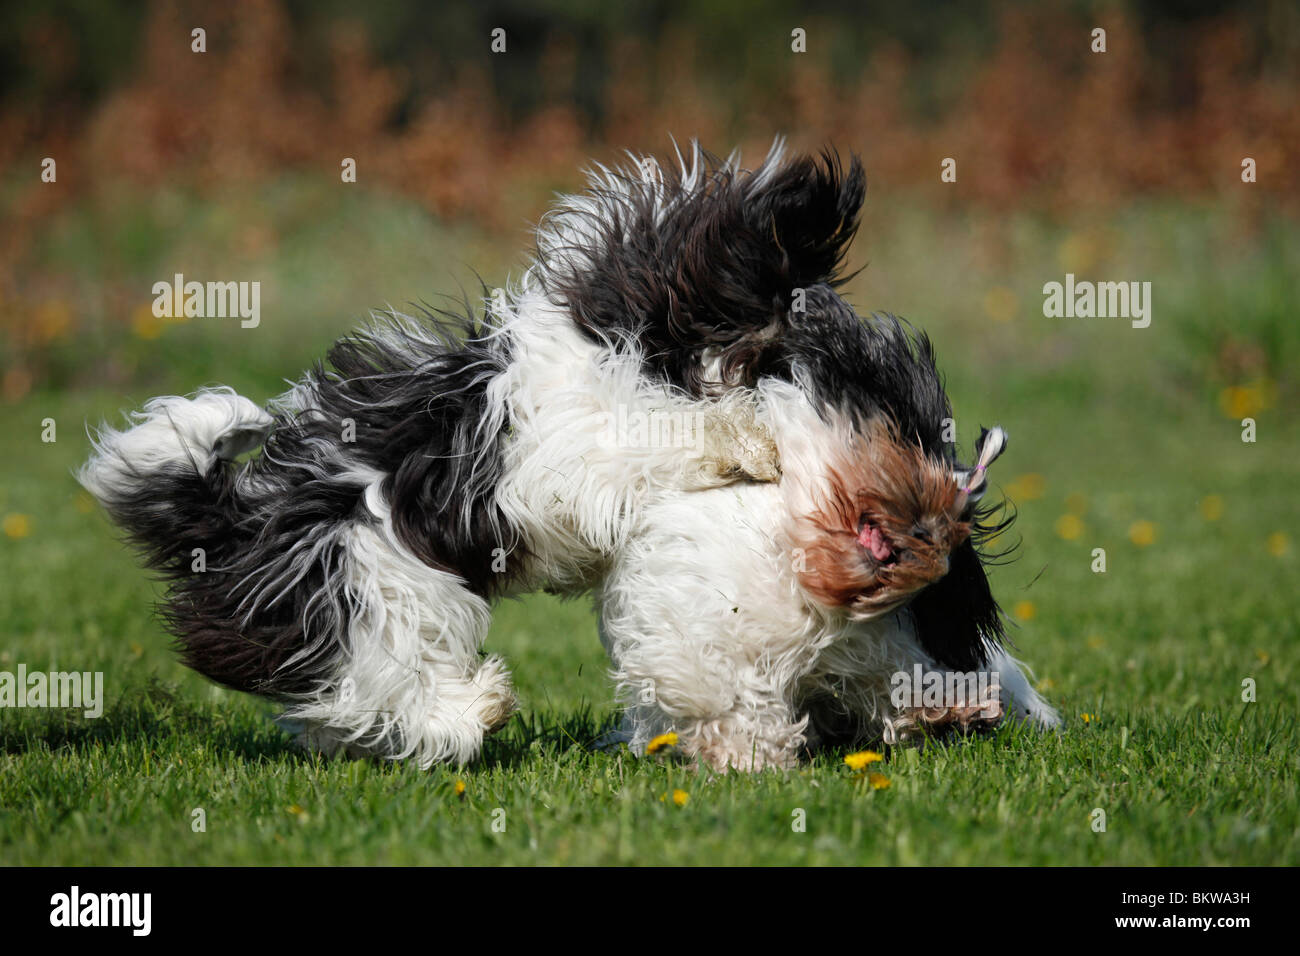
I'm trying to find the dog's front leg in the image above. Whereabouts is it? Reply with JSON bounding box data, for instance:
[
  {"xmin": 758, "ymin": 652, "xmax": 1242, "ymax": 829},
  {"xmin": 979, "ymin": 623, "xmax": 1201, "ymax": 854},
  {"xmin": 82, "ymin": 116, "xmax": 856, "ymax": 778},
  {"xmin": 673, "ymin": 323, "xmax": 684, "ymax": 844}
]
[{"xmin": 608, "ymin": 656, "xmax": 807, "ymax": 773}]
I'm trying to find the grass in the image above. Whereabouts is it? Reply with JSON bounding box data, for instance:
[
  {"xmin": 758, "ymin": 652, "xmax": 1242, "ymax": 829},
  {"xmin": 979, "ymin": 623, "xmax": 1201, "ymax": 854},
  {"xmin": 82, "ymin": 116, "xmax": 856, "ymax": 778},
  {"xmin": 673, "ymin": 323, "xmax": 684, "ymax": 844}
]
[{"xmin": 1, "ymin": 179, "xmax": 1297, "ymax": 864}]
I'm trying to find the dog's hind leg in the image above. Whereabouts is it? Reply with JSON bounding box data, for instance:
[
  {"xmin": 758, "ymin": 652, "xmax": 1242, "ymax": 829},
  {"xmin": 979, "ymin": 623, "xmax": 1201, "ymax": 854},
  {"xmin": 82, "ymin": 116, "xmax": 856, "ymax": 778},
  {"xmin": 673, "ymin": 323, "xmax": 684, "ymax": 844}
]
[{"xmin": 281, "ymin": 521, "xmax": 516, "ymax": 768}]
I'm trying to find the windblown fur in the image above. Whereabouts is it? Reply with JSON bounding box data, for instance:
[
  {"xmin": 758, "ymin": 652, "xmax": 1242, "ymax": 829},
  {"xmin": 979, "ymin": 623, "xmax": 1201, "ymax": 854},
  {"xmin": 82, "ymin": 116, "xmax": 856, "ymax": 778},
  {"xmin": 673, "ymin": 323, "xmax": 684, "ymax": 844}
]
[{"xmin": 81, "ymin": 141, "xmax": 1058, "ymax": 770}]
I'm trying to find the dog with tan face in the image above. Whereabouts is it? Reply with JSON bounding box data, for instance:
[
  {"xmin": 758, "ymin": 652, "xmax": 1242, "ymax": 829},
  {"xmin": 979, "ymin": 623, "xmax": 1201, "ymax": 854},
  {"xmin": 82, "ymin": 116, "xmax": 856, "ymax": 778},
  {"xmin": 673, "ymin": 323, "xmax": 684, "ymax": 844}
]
[{"xmin": 600, "ymin": 315, "xmax": 1059, "ymax": 770}]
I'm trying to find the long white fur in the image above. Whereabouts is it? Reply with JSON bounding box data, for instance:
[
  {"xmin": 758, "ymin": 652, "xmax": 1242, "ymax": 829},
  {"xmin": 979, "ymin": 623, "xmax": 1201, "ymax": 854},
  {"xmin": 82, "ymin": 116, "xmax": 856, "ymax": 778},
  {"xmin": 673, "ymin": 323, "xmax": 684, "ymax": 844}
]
[
  {"xmin": 81, "ymin": 142, "xmax": 1059, "ymax": 770},
  {"xmin": 80, "ymin": 387, "xmax": 272, "ymax": 503},
  {"xmin": 599, "ymin": 379, "xmax": 1060, "ymax": 770}
]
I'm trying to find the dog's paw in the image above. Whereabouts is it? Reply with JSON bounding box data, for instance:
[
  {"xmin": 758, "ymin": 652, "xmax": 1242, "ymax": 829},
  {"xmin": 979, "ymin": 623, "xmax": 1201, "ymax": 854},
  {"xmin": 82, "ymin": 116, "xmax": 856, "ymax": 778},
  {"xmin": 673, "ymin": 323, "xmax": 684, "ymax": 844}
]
[
  {"xmin": 471, "ymin": 655, "xmax": 518, "ymax": 734},
  {"xmin": 694, "ymin": 401, "xmax": 781, "ymax": 486},
  {"xmin": 886, "ymin": 701, "xmax": 1003, "ymax": 744}
]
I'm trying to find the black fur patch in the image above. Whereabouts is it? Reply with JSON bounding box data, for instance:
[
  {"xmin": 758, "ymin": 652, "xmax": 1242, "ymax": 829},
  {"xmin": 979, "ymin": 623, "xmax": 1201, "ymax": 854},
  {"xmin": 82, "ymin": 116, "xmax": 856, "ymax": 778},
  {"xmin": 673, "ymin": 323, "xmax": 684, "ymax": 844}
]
[
  {"xmin": 908, "ymin": 537, "xmax": 1006, "ymax": 671},
  {"xmin": 96, "ymin": 308, "xmax": 517, "ymax": 699},
  {"xmin": 775, "ymin": 289, "xmax": 954, "ymax": 452},
  {"xmin": 97, "ymin": 457, "xmax": 356, "ymax": 699},
  {"xmin": 298, "ymin": 309, "xmax": 518, "ymax": 596},
  {"xmin": 539, "ymin": 146, "xmax": 866, "ymax": 396},
  {"xmin": 772, "ymin": 288, "xmax": 1010, "ymax": 670}
]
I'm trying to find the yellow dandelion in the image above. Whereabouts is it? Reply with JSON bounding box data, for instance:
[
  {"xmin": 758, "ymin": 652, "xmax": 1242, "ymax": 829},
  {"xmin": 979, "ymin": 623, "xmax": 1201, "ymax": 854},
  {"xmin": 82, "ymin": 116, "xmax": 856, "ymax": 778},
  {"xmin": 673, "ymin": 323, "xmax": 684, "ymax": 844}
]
[
  {"xmin": 867, "ymin": 772, "xmax": 891, "ymax": 790},
  {"xmin": 3, "ymin": 513, "xmax": 31, "ymax": 539},
  {"xmin": 1006, "ymin": 473, "xmax": 1046, "ymax": 502},
  {"xmin": 1267, "ymin": 532, "xmax": 1289, "ymax": 558},
  {"xmin": 131, "ymin": 305, "xmax": 165, "ymax": 341},
  {"xmin": 1064, "ymin": 492, "xmax": 1088, "ymax": 516},
  {"xmin": 1086, "ymin": 634, "xmax": 1105, "ymax": 650},
  {"xmin": 1128, "ymin": 520, "xmax": 1156, "ymax": 547},
  {"xmin": 454, "ymin": 780, "xmax": 466, "ymax": 797},
  {"xmin": 129, "ymin": 642, "xmax": 144, "ymax": 658},
  {"xmin": 1218, "ymin": 386, "xmax": 1255, "ymax": 419},
  {"xmin": 1054, "ymin": 513, "xmax": 1084, "ymax": 541},
  {"xmin": 982, "ymin": 286, "xmax": 1019, "ymax": 323},
  {"xmin": 1080, "ymin": 713, "xmax": 1094, "ymax": 723},
  {"xmin": 1057, "ymin": 232, "xmax": 1101, "ymax": 274},
  {"xmin": 1198, "ymin": 495, "xmax": 1224, "ymax": 522},
  {"xmin": 1218, "ymin": 381, "xmax": 1275, "ymax": 420},
  {"xmin": 672, "ymin": 789, "xmax": 689, "ymax": 807},
  {"xmin": 1036, "ymin": 676, "xmax": 1057, "ymax": 691},
  {"xmin": 33, "ymin": 300, "xmax": 72, "ymax": 344},
  {"xmin": 1256, "ymin": 650, "xmax": 1270, "ymax": 665},
  {"xmin": 844, "ymin": 750, "xmax": 883, "ymax": 770},
  {"xmin": 645, "ymin": 731, "xmax": 678, "ymax": 755},
  {"xmin": 74, "ymin": 491, "xmax": 95, "ymax": 514},
  {"xmin": 1013, "ymin": 600, "xmax": 1036, "ymax": 622}
]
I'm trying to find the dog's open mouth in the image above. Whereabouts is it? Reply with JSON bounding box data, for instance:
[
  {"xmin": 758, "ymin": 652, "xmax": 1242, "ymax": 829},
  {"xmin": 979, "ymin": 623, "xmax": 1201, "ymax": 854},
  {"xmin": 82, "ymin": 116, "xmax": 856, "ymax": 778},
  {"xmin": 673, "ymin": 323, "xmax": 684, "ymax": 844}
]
[{"xmin": 857, "ymin": 517, "xmax": 897, "ymax": 565}]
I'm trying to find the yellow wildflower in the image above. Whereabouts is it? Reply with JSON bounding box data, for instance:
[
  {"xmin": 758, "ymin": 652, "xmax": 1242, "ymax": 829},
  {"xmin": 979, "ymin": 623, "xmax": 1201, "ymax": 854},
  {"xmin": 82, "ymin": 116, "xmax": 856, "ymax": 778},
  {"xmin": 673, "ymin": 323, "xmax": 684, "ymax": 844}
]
[
  {"xmin": 645, "ymin": 732, "xmax": 678, "ymax": 755},
  {"xmin": 3, "ymin": 513, "xmax": 31, "ymax": 539},
  {"xmin": 1198, "ymin": 495, "xmax": 1224, "ymax": 521},
  {"xmin": 844, "ymin": 750, "xmax": 883, "ymax": 770},
  {"xmin": 1128, "ymin": 520, "xmax": 1156, "ymax": 547},
  {"xmin": 1054, "ymin": 513, "xmax": 1084, "ymax": 540},
  {"xmin": 1267, "ymin": 532, "xmax": 1289, "ymax": 557},
  {"xmin": 983, "ymin": 286, "xmax": 1018, "ymax": 323},
  {"xmin": 1006, "ymin": 473, "xmax": 1046, "ymax": 501},
  {"xmin": 131, "ymin": 305, "xmax": 165, "ymax": 340}
]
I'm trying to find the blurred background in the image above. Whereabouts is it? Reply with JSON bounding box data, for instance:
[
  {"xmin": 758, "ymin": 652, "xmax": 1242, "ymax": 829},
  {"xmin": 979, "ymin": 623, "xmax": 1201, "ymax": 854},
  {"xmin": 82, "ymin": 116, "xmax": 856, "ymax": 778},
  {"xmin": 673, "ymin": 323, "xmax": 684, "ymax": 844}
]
[
  {"xmin": 1, "ymin": 0, "xmax": 1297, "ymax": 399},
  {"xmin": 1, "ymin": 0, "xmax": 1297, "ymax": 865},
  {"xmin": 2, "ymin": 0, "xmax": 1297, "ymax": 768}
]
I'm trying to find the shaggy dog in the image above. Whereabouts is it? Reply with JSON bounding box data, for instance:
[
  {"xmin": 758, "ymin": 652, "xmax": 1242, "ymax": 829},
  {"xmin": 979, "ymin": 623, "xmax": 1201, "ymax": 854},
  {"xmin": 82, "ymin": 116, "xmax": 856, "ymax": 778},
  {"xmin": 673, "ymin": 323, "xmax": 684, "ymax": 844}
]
[{"xmin": 80, "ymin": 142, "xmax": 1057, "ymax": 770}]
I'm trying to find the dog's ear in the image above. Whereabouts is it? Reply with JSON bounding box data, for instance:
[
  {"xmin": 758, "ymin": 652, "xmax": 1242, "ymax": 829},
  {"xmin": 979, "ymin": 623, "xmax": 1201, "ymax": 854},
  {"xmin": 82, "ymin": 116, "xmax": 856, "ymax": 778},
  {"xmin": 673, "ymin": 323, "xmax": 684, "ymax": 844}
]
[
  {"xmin": 699, "ymin": 149, "xmax": 865, "ymax": 390},
  {"xmin": 542, "ymin": 144, "xmax": 866, "ymax": 396},
  {"xmin": 741, "ymin": 149, "xmax": 866, "ymax": 298},
  {"xmin": 908, "ymin": 538, "xmax": 1006, "ymax": 672}
]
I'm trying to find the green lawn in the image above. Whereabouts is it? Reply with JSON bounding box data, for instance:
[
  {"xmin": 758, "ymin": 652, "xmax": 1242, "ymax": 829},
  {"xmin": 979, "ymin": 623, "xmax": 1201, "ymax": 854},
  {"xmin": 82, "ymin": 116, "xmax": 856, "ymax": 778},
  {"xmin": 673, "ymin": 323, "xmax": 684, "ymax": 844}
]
[{"xmin": 1, "ymin": 181, "xmax": 1296, "ymax": 864}]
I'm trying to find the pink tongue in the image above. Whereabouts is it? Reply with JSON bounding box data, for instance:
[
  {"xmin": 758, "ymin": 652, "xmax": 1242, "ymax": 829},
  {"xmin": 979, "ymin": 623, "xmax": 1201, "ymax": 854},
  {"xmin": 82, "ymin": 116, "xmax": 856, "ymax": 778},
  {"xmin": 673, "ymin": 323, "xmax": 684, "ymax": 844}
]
[{"xmin": 857, "ymin": 523, "xmax": 893, "ymax": 561}]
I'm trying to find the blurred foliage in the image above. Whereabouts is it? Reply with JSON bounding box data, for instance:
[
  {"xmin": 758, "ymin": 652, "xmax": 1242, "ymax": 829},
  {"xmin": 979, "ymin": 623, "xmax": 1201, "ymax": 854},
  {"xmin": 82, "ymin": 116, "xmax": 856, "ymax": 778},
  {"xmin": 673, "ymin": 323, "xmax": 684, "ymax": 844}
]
[
  {"xmin": 1, "ymin": 0, "xmax": 1298, "ymax": 397},
  {"xmin": 5, "ymin": 1, "xmax": 1300, "ymax": 124}
]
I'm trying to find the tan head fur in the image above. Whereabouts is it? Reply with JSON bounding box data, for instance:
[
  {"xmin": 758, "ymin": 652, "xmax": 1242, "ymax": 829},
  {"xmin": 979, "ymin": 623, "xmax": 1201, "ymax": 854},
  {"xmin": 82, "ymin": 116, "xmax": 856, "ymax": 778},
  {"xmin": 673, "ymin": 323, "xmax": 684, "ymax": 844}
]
[{"xmin": 788, "ymin": 419, "xmax": 970, "ymax": 617}]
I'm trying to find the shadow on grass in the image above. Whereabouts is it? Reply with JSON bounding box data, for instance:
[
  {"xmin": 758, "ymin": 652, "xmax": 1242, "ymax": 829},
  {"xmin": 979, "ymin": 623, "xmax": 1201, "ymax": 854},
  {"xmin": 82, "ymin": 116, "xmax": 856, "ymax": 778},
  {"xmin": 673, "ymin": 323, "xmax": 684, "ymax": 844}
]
[
  {"xmin": 0, "ymin": 677, "xmax": 300, "ymax": 763},
  {"xmin": 1, "ymin": 675, "xmax": 624, "ymax": 771},
  {"xmin": 478, "ymin": 704, "xmax": 621, "ymax": 770}
]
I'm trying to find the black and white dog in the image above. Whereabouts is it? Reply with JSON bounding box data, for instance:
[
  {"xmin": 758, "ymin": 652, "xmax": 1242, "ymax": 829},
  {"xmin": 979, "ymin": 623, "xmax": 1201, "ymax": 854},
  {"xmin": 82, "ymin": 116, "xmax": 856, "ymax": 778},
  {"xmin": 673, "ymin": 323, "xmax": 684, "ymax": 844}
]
[{"xmin": 81, "ymin": 143, "xmax": 1057, "ymax": 770}]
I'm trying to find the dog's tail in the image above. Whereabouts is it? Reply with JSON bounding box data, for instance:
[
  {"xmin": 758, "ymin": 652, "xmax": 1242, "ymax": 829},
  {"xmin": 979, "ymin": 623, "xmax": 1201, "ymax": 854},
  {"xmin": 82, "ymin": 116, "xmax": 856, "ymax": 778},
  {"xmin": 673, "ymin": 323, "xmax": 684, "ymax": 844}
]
[
  {"xmin": 79, "ymin": 388, "xmax": 349, "ymax": 698},
  {"xmin": 79, "ymin": 387, "xmax": 273, "ymax": 567}
]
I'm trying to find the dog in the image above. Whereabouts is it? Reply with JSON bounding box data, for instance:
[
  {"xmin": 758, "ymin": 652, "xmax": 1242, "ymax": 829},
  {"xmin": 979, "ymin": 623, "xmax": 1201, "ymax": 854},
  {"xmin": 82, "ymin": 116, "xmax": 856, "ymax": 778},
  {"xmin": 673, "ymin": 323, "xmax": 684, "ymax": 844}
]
[
  {"xmin": 80, "ymin": 141, "xmax": 1057, "ymax": 770},
  {"xmin": 601, "ymin": 377, "xmax": 1061, "ymax": 770}
]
